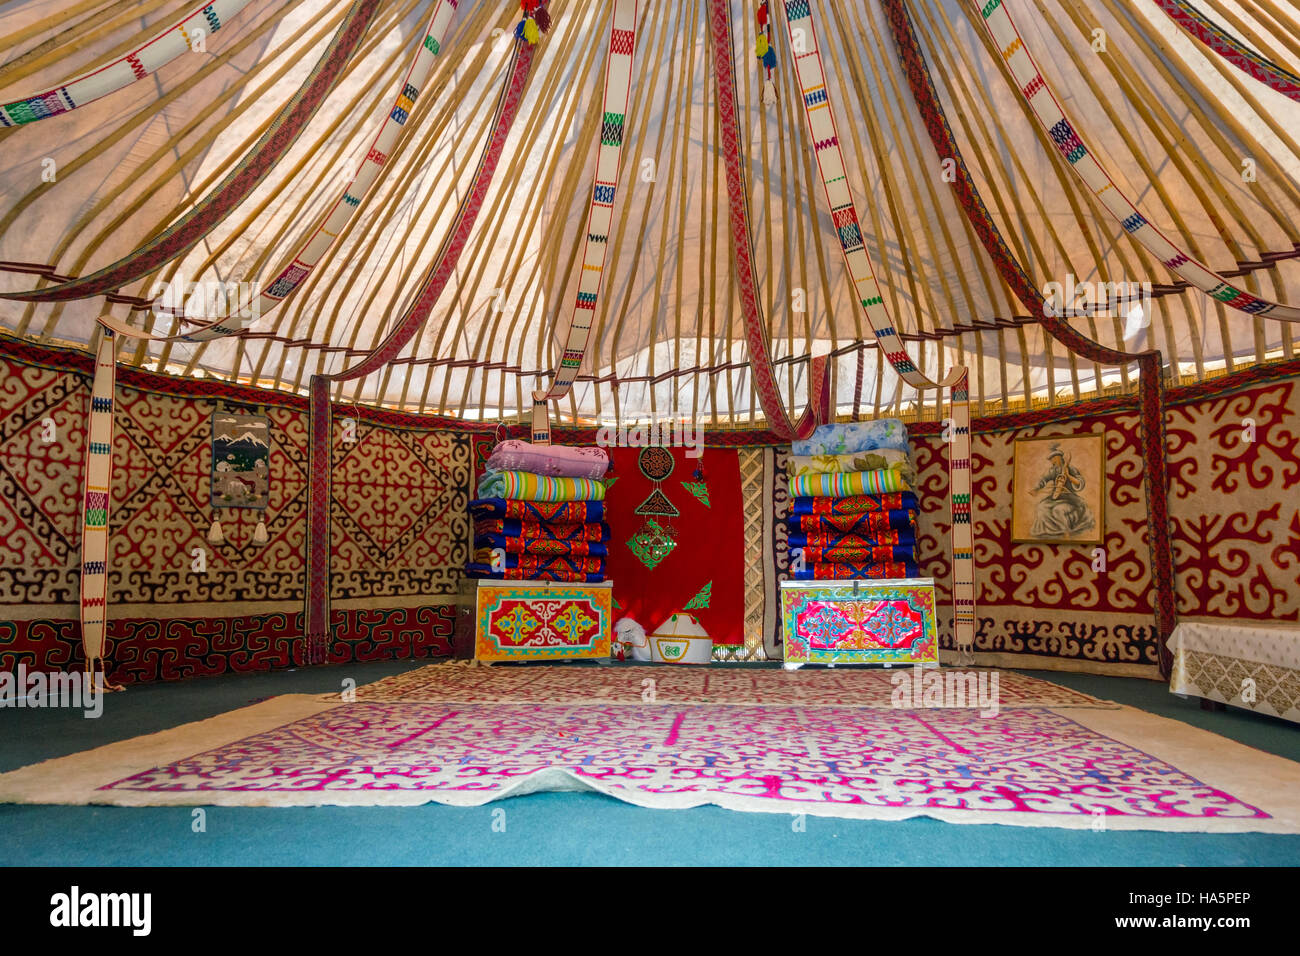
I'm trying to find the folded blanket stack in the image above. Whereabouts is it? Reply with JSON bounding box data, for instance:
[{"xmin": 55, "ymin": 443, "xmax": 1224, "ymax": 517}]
[
  {"xmin": 786, "ymin": 421, "xmax": 920, "ymax": 581},
  {"xmin": 466, "ymin": 441, "xmax": 612, "ymax": 583}
]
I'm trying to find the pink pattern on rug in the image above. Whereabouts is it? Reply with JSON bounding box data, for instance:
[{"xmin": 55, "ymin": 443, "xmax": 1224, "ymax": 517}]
[
  {"xmin": 343, "ymin": 663, "xmax": 1111, "ymax": 708},
  {"xmin": 100, "ymin": 703, "xmax": 1267, "ymax": 820}
]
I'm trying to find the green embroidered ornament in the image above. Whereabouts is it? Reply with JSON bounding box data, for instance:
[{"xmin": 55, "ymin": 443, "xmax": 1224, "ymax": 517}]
[
  {"xmin": 682, "ymin": 580, "xmax": 712, "ymax": 609},
  {"xmin": 626, "ymin": 517, "xmax": 678, "ymax": 570}
]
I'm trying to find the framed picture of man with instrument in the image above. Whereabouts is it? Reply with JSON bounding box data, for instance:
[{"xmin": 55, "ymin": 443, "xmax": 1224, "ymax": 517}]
[{"xmin": 1011, "ymin": 433, "xmax": 1105, "ymax": 545}]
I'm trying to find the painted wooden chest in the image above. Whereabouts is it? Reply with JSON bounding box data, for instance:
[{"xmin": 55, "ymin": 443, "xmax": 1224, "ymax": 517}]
[
  {"xmin": 779, "ymin": 578, "xmax": 939, "ymax": 667},
  {"xmin": 474, "ymin": 580, "xmax": 612, "ymax": 662}
]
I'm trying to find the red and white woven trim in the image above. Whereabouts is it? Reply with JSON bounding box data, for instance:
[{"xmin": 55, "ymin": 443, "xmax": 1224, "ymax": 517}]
[
  {"xmin": 0, "ymin": 0, "xmax": 255, "ymax": 128},
  {"xmin": 975, "ymin": 0, "xmax": 1300, "ymax": 322},
  {"xmin": 779, "ymin": 0, "xmax": 974, "ymax": 649},
  {"xmin": 698, "ymin": 0, "xmax": 828, "ymax": 443}
]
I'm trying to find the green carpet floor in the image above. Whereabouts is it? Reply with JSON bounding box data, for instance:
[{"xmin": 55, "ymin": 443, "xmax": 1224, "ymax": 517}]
[{"xmin": 2, "ymin": 659, "xmax": 1298, "ymax": 866}]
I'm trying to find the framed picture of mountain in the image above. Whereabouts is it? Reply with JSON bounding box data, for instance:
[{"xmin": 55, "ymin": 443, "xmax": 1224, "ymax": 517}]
[
  {"xmin": 1011, "ymin": 433, "xmax": 1105, "ymax": 545},
  {"xmin": 211, "ymin": 412, "xmax": 271, "ymax": 509}
]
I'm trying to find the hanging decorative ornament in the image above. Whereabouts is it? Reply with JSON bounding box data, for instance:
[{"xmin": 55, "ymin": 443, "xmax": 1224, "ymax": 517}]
[
  {"xmin": 252, "ymin": 520, "xmax": 269, "ymax": 546},
  {"xmin": 756, "ymin": 0, "xmax": 777, "ymax": 105},
  {"xmin": 683, "ymin": 457, "xmax": 710, "ymax": 508},
  {"xmin": 626, "ymin": 446, "xmax": 680, "ymax": 570},
  {"xmin": 207, "ymin": 519, "xmax": 225, "ymax": 545}
]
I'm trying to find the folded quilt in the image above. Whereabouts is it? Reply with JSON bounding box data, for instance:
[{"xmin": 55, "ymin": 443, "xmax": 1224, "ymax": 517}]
[
  {"xmin": 471, "ymin": 551, "xmax": 606, "ymax": 573},
  {"xmin": 789, "ymin": 449, "xmax": 912, "ymax": 479},
  {"xmin": 792, "ymin": 509, "xmax": 915, "ymax": 535},
  {"xmin": 789, "ymin": 560, "xmax": 920, "ymax": 581},
  {"xmin": 795, "ymin": 544, "xmax": 916, "ymax": 564},
  {"xmin": 474, "ymin": 535, "xmax": 609, "ymax": 558},
  {"xmin": 789, "ymin": 527, "xmax": 916, "ymax": 549},
  {"xmin": 789, "ymin": 470, "xmax": 910, "ymax": 497},
  {"xmin": 791, "ymin": 419, "xmax": 910, "ymax": 457},
  {"xmin": 486, "ymin": 440, "xmax": 609, "ymax": 480},
  {"xmin": 791, "ymin": 492, "xmax": 918, "ymax": 515},
  {"xmin": 475, "ymin": 472, "xmax": 607, "ymax": 502},
  {"xmin": 464, "ymin": 563, "xmax": 606, "ymax": 584},
  {"xmin": 470, "ymin": 498, "xmax": 606, "ymax": 523},
  {"xmin": 472, "ymin": 518, "xmax": 610, "ymax": 543}
]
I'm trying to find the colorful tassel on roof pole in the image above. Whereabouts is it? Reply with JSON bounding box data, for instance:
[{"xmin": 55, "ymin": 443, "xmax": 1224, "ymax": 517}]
[
  {"xmin": 756, "ymin": 0, "xmax": 777, "ymax": 107},
  {"xmin": 518, "ymin": 0, "xmax": 550, "ymax": 45}
]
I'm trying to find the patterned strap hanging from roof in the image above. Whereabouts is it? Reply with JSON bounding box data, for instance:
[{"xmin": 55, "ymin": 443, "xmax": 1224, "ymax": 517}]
[
  {"xmin": 304, "ymin": 18, "xmax": 548, "ymax": 661},
  {"xmin": 702, "ymin": 0, "xmax": 829, "ymax": 443},
  {"xmin": 529, "ymin": 0, "xmax": 639, "ymax": 445},
  {"xmin": 69, "ymin": 0, "xmax": 387, "ymax": 683},
  {"xmin": 974, "ymin": 0, "xmax": 1300, "ymax": 323},
  {"xmin": 881, "ymin": 0, "xmax": 1178, "ymax": 673},
  {"xmin": 1, "ymin": 0, "xmax": 384, "ymax": 306},
  {"xmin": 241, "ymin": 0, "xmax": 466, "ymax": 326},
  {"xmin": 78, "ymin": 331, "xmax": 122, "ymax": 689},
  {"xmin": 776, "ymin": 0, "xmax": 975, "ymax": 650},
  {"xmin": 0, "ymin": 0, "xmax": 256, "ymax": 127},
  {"xmin": 1153, "ymin": 0, "xmax": 1300, "ymax": 103}
]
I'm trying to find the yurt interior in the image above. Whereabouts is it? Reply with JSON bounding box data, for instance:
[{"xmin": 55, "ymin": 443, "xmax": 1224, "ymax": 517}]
[{"xmin": 2, "ymin": 0, "xmax": 1300, "ymax": 881}]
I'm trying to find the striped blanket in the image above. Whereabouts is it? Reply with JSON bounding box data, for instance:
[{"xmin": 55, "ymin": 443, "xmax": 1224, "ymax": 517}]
[
  {"xmin": 469, "ymin": 498, "xmax": 606, "ymax": 523},
  {"xmin": 790, "ymin": 492, "xmax": 918, "ymax": 515},
  {"xmin": 476, "ymin": 471, "xmax": 607, "ymax": 502},
  {"xmin": 789, "ymin": 470, "xmax": 910, "ymax": 497}
]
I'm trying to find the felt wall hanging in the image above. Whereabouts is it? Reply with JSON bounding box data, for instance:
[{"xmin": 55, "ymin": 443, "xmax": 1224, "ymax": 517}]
[
  {"xmin": 1011, "ymin": 434, "xmax": 1105, "ymax": 545},
  {"xmin": 605, "ymin": 446, "xmax": 745, "ymax": 645},
  {"xmin": 211, "ymin": 412, "xmax": 271, "ymax": 509}
]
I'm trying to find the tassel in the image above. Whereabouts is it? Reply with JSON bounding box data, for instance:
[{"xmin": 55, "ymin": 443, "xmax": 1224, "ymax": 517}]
[
  {"xmin": 756, "ymin": 35, "xmax": 769, "ymax": 59},
  {"xmin": 763, "ymin": 79, "xmax": 778, "ymax": 105},
  {"xmin": 252, "ymin": 520, "xmax": 268, "ymax": 546},
  {"xmin": 207, "ymin": 519, "xmax": 224, "ymax": 545},
  {"xmin": 523, "ymin": 17, "xmax": 540, "ymax": 44},
  {"xmin": 763, "ymin": 48, "xmax": 777, "ymax": 70},
  {"xmin": 757, "ymin": 5, "xmax": 768, "ymax": 26},
  {"xmin": 534, "ymin": 6, "xmax": 550, "ymax": 33}
]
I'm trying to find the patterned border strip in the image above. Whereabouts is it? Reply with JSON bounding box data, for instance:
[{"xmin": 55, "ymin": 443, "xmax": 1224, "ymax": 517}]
[
  {"xmin": 699, "ymin": 0, "xmax": 828, "ymax": 443},
  {"xmin": 0, "ymin": 0, "xmax": 254, "ymax": 127},
  {"xmin": 778, "ymin": 0, "xmax": 974, "ymax": 648},
  {"xmin": 78, "ymin": 332, "xmax": 117, "ymax": 680},
  {"xmin": 530, "ymin": 0, "xmax": 639, "ymax": 445},
  {"xmin": 244, "ymin": 0, "xmax": 464, "ymax": 324},
  {"xmin": 972, "ymin": 0, "xmax": 1300, "ymax": 322},
  {"xmin": 882, "ymin": 0, "xmax": 1177, "ymax": 672},
  {"xmin": 2, "ymin": 0, "xmax": 384, "ymax": 307},
  {"xmin": 1153, "ymin": 0, "xmax": 1300, "ymax": 102}
]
